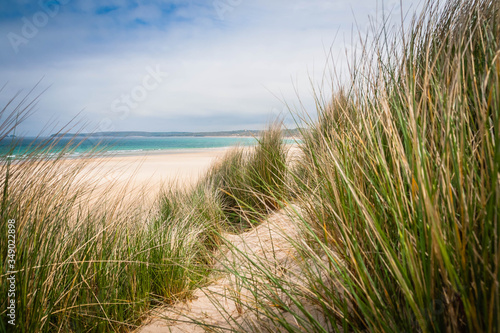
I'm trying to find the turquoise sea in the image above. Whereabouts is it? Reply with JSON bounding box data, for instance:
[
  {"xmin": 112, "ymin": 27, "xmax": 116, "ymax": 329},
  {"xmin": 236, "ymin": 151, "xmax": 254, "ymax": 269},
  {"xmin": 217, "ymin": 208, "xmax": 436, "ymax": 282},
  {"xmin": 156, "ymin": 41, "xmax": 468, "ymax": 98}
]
[{"xmin": 0, "ymin": 136, "xmax": 264, "ymax": 159}]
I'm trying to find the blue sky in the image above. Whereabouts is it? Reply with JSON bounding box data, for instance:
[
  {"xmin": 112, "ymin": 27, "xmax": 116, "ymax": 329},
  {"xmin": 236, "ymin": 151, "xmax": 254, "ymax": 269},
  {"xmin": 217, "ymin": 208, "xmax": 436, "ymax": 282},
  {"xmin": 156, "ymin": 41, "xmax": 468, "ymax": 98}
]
[{"xmin": 0, "ymin": 0, "xmax": 416, "ymax": 135}]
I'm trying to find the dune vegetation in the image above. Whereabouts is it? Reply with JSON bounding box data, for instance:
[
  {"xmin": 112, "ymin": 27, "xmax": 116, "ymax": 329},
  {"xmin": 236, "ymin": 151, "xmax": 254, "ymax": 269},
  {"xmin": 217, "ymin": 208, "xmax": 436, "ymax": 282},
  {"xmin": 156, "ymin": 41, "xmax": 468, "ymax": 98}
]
[{"xmin": 1, "ymin": 0, "xmax": 499, "ymax": 331}]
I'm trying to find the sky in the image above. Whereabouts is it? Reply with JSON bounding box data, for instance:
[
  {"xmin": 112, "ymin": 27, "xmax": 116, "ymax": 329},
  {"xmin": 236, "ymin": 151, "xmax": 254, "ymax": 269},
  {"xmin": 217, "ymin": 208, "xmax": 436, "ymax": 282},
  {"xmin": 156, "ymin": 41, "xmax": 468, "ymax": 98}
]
[{"xmin": 0, "ymin": 0, "xmax": 417, "ymax": 135}]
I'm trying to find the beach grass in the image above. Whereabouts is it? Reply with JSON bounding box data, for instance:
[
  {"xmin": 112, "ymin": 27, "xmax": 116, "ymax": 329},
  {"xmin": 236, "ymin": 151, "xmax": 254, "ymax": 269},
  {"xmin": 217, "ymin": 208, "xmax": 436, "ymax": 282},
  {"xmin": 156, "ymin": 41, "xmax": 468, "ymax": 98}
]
[
  {"xmin": 200, "ymin": 121, "xmax": 289, "ymax": 229},
  {"xmin": 0, "ymin": 101, "xmax": 218, "ymax": 331},
  {"xmin": 213, "ymin": 0, "xmax": 500, "ymax": 331},
  {"xmin": 1, "ymin": 0, "xmax": 499, "ymax": 331}
]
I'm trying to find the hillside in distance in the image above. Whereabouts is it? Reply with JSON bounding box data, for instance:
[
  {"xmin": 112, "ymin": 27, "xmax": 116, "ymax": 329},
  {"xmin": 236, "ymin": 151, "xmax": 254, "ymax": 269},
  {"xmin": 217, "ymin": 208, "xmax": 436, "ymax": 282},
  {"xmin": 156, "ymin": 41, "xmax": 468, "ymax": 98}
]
[{"xmin": 51, "ymin": 128, "xmax": 302, "ymax": 138}]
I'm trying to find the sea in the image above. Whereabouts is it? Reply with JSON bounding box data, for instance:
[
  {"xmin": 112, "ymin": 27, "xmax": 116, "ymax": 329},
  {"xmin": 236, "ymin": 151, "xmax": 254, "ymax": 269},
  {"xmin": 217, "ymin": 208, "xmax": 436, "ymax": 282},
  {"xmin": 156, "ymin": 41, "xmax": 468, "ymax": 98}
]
[{"xmin": 0, "ymin": 136, "xmax": 267, "ymax": 159}]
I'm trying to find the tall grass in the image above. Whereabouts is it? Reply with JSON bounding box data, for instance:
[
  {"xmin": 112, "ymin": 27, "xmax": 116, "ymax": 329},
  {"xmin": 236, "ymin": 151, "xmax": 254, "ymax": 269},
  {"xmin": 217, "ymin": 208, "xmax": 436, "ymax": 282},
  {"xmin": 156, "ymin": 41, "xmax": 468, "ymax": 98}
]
[
  {"xmin": 201, "ymin": 122, "xmax": 289, "ymax": 228},
  {"xmin": 0, "ymin": 92, "xmax": 290, "ymax": 331},
  {"xmin": 2, "ymin": 0, "xmax": 499, "ymax": 331},
  {"xmin": 209, "ymin": 0, "xmax": 499, "ymax": 332},
  {"xmin": 0, "ymin": 95, "xmax": 217, "ymax": 332}
]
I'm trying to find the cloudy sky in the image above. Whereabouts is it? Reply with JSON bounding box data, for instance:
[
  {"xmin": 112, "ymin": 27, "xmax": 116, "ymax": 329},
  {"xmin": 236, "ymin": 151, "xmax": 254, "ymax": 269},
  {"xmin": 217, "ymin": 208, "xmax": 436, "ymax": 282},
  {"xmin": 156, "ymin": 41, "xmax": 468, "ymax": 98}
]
[{"xmin": 0, "ymin": 0, "xmax": 415, "ymax": 135}]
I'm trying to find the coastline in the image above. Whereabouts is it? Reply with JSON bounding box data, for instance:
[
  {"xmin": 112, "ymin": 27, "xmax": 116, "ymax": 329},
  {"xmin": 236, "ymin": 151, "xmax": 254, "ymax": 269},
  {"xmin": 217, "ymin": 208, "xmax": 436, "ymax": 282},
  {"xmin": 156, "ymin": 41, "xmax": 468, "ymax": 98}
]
[
  {"xmin": 81, "ymin": 146, "xmax": 232, "ymax": 158},
  {"xmin": 1, "ymin": 136, "xmax": 301, "ymax": 161},
  {"xmin": 68, "ymin": 143, "xmax": 298, "ymax": 205}
]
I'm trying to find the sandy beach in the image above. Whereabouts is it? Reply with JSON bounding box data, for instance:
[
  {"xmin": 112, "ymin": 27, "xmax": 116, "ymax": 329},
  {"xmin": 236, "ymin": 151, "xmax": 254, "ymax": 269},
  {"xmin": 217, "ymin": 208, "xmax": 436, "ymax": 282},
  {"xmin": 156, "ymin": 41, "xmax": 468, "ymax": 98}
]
[
  {"xmin": 89, "ymin": 149, "xmax": 228, "ymax": 183},
  {"xmin": 65, "ymin": 148, "xmax": 231, "ymax": 206}
]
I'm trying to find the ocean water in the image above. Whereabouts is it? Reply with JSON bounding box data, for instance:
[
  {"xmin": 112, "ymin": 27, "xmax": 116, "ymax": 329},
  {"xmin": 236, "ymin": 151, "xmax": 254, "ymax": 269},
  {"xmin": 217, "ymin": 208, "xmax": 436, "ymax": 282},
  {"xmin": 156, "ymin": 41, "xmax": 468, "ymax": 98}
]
[{"xmin": 0, "ymin": 136, "xmax": 261, "ymax": 159}]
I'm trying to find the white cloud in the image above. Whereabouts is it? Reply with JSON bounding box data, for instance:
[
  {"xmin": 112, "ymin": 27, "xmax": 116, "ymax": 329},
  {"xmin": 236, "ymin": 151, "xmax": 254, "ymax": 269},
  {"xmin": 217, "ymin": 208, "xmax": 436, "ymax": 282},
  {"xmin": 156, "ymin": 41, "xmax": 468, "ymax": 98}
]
[{"xmin": 0, "ymin": 0, "xmax": 419, "ymax": 134}]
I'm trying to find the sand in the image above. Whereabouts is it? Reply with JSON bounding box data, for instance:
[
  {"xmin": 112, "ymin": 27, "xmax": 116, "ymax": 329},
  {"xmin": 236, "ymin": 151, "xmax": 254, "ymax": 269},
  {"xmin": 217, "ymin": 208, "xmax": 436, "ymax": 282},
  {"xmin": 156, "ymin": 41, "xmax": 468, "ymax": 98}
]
[
  {"xmin": 96, "ymin": 148, "xmax": 228, "ymax": 184},
  {"xmin": 137, "ymin": 206, "xmax": 332, "ymax": 332},
  {"xmin": 68, "ymin": 145, "xmax": 300, "ymax": 203},
  {"xmin": 67, "ymin": 148, "xmax": 230, "ymax": 201},
  {"xmin": 60, "ymin": 145, "xmax": 318, "ymax": 331}
]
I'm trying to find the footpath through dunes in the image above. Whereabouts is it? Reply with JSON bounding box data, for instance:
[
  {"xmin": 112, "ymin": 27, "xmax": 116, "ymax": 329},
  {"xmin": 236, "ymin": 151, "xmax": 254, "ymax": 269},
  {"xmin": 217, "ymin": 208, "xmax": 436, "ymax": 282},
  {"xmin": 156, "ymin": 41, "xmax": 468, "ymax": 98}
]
[{"xmin": 137, "ymin": 206, "xmax": 336, "ymax": 333}]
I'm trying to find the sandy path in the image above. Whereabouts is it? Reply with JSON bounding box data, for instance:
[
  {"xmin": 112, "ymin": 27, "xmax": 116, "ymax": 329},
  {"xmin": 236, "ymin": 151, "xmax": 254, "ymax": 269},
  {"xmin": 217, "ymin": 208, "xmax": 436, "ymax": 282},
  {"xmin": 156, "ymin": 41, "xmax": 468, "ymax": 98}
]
[
  {"xmin": 132, "ymin": 145, "xmax": 327, "ymax": 332},
  {"xmin": 137, "ymin": 209, "xmax": 299, "ymax": 332},
  {"xmin": 137, "ymin": 206, "xmax": 332, "ymax": 333}
]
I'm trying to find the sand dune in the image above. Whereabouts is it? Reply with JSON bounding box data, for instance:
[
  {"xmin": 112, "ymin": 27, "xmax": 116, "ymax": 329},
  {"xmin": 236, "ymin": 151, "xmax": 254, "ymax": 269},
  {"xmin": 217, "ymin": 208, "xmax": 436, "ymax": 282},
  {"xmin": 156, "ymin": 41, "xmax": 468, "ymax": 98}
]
[{"xmin": 137, "ymin": 206, "xmax": 332, "ymax": 332}]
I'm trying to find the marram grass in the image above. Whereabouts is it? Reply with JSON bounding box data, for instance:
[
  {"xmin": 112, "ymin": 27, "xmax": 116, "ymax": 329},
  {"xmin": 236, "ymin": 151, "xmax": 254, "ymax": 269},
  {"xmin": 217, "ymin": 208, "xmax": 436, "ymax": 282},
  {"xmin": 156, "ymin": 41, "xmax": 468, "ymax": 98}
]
[
  {"xmin": 217, "ymin": 0, "xmax": 499, "ymax": 332},
  {"xmin": 1, "ymin": 0, "xmax": 499, "ymax": 331},
  {"xmin": 0, "ymin": 96, "xmax": 218, "ymax": 332}
]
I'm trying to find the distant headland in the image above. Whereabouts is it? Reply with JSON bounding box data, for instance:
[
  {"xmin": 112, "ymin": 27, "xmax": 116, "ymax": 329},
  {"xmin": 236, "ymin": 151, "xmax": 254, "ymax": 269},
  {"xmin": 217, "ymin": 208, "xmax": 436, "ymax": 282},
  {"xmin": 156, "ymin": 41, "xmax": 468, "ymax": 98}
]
[{"xmin": 50, "ymin": 129, "xmax": 302, "ymax": 138}]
